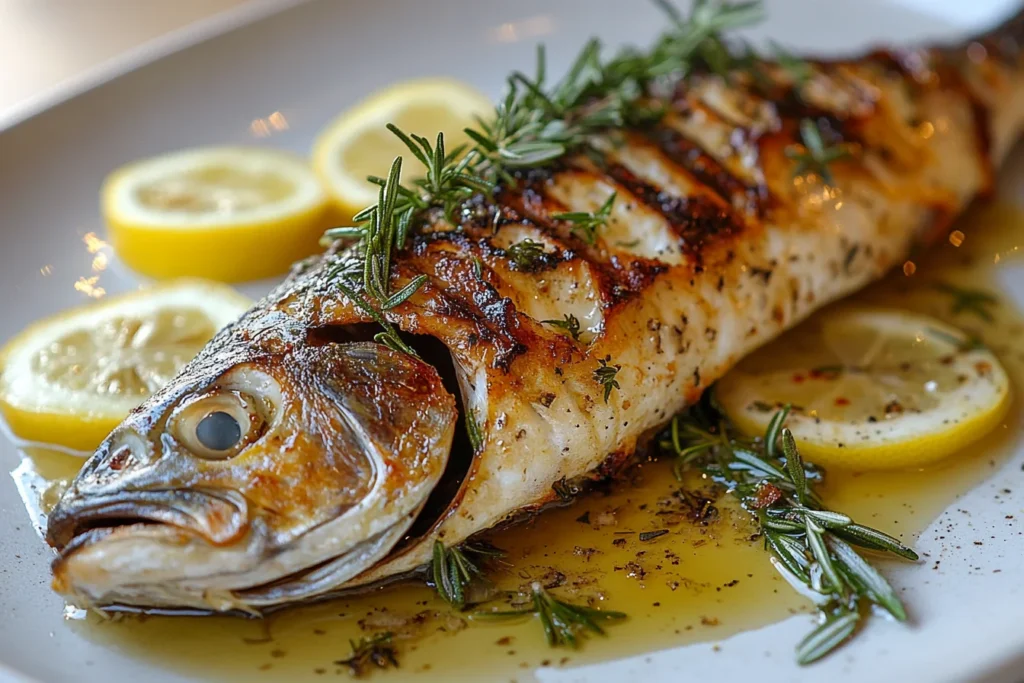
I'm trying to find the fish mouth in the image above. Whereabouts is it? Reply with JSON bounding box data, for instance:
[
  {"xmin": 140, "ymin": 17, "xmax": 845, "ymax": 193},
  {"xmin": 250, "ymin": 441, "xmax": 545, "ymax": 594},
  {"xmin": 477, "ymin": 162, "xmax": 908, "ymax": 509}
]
[{"xmin": 47, "ymin": 488, "xmax": 250, "ymax": 552}]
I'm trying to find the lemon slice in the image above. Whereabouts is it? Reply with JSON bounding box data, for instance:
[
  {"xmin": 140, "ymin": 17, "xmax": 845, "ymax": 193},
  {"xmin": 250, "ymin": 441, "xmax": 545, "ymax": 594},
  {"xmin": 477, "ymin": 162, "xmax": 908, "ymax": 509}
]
[
  {"xmin": 715, "ymin": 308, "xmax": 1011, "ymax": 469},
  {"xmin": 103, "ymin": 147, "xmax": 330, "ymax": 282},
  {"xmin": 313, "ymin": 78, "xmax": 492, "ymax": 221},
  {"xmin": 0, "ymin": 280, "xmax": 250, "ymax": 452}
]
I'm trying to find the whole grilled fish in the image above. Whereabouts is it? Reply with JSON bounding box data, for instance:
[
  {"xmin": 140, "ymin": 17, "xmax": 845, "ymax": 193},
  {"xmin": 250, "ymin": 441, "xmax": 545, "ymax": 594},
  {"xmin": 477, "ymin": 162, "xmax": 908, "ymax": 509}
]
[{"xmin": 46, "ymin": 9, "xmax": 1024, "ymax": 611}]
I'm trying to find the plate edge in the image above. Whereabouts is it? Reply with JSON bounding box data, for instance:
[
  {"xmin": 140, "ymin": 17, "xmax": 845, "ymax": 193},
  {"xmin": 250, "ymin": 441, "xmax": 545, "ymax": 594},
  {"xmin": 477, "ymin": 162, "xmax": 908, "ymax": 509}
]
[{"xmin": 0, "ymin": 0, "xmax": 312, "ymax": 133}]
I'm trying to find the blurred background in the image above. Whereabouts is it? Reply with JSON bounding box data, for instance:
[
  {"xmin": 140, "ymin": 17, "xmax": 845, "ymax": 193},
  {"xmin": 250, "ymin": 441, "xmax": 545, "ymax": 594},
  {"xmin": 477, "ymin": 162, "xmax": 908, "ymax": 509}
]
[
  {"xmin": 0, "ymin": 0, "xmax": 272, "ymax": 120},
  {"xmin": 1, "ymin": 0, "xmax": 1018, "ymax": 128}
]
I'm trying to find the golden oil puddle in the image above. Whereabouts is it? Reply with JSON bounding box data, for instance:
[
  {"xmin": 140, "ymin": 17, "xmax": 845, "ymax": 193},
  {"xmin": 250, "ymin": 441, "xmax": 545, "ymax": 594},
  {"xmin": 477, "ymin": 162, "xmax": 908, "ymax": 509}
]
[{"xmin": 11, "ymin": 202, "xmax": 1024, "ymax": 682}]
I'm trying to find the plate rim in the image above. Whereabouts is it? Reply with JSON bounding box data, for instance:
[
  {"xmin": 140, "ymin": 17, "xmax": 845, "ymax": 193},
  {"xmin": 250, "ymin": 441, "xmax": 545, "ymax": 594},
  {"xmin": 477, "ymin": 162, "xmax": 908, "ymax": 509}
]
[{"xmin": 0, "ymin": 0, "xmax": 310, "ymax": 134}]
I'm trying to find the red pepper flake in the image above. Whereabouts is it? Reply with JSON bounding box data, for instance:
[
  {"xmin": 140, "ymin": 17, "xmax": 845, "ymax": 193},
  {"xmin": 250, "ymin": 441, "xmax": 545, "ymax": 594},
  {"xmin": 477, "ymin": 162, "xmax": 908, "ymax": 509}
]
[
  {"xmin": 749, "ymin": 483, "xmax": 784, "ymax": 509},
  {"xmin": 792, "ymin": 373, "xmax": 806, "ymax": 384},
  {"xmin": 834, "ymin": 397, "xmax": 850, "ymax": 407},
  {"xmin": 975, "ymin": 361, "xmax": 992, "ymax": 376}
]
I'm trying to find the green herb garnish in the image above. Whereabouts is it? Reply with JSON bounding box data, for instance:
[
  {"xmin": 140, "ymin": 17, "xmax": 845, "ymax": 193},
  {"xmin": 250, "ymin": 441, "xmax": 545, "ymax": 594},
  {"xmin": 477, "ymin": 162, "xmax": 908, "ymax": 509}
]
[
  {"xmin": 933, "ymin": 282, "xmax": 998, "ymax": 323},
  {"xmin": 663, "ymin": 403, "xmax": 918, "ymax": 665},
  {"xmin": 543, "ymin": 313, "xmax": 583, "ymax": 341},
  {"xmin": 552, "ymin": 192, "xmax": 617, "ymax": 245},
  {"xmin": 787, "ymin": 119, "xmax": 853, "ymax": 186},
  {"xmin": 335, "ymin": 632, "xmax": 398, "ymax": 677},
  {"xmin": 506, "ymin": 239, "xmax": 548, "ymax": 270},
  {"xmin": 466, "ymin": 407, "xmax": 484, "ymax": 452},
  {"xmin": 593, "ymin": 357, "xmax": 621, "ymax": 403},
  {"xmin": 430, "ymin": 541, "xmax": 504, "ymax": 609},
  {"xmin": 474, "ymin": 582, "xmax": 626, "ymax": 648}
]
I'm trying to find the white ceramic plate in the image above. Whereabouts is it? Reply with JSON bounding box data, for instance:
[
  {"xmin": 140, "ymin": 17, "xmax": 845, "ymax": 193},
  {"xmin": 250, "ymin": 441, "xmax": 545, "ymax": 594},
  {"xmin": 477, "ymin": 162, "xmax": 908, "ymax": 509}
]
[{"xmin": 1, "ymin": 1, "xmax": 1023, "ymax": 682}]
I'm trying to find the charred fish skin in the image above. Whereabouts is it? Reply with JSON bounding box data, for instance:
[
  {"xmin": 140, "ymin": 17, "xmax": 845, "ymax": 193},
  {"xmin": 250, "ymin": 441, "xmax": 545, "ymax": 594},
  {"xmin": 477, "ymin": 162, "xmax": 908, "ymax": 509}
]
[{"xmin": 46, "ymin": 8, "xmax": 1024, "ymax": 610}]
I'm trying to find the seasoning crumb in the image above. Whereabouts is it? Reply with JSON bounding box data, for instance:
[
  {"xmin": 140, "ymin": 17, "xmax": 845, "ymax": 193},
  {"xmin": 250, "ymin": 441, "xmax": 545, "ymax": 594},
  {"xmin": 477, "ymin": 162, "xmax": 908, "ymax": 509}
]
[{"xmin": 701, "ymin": 616, "xmax": 720, "ymax": 626}]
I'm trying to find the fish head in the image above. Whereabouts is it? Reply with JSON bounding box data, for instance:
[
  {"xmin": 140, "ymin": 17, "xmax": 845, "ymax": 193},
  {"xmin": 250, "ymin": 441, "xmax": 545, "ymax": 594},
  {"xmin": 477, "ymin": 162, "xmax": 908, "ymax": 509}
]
[{"xmin": 46, "ymin": 310, "xmax": 457, "ymax": 611}]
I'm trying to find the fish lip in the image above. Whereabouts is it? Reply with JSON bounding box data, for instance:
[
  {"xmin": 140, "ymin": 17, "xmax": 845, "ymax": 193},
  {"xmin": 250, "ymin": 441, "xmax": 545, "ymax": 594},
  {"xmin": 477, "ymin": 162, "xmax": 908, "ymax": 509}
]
[{"xmin": 46, "ymin": 488, "xmax": 250, "ymax": 552}]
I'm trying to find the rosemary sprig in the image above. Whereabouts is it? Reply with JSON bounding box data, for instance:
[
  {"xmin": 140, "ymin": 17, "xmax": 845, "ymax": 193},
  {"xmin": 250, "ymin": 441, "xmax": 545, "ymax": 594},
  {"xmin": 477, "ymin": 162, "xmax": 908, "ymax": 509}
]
[
  {"xmin": 786, "ymin": 119, "xmax": 853, "ymax": 186},
  {"xmin": 474, "ymin": 582, "xmax": 626, "ymax": 648},
  {"xmin": 663, "ymin": 402, "xmax": 918, "ymax": 665},
  {"xmin": 650, "ymin": 0, "xmax": 765, "ymax": 78},
  {"xmin": 322, "ymin": 0, "xmax": 773, "ymax": 354},
  {"xmin": 933, "ymin": 282, "xmax": 998, "ymax": 323},
  {"xmin": 552, "ymin": 192, "xmax": 617, "ymax": 245},
  {"xmin": 430, "ymin": 540, "xmax": 505, "ymax": 609},
  {"xmin": 593, "ymin": 357, "xmax": 621, "ymax": 403},
  {"xmin": 327, "ymin": 158, "xmax": 426, "ymax": 356},
  {"xmin": 335, "ymin": 632, "xmax": 398, "ymax": 677},
  {"xmin": 542, "ymin": 313, "xmax": 583, "ymax": 341}
]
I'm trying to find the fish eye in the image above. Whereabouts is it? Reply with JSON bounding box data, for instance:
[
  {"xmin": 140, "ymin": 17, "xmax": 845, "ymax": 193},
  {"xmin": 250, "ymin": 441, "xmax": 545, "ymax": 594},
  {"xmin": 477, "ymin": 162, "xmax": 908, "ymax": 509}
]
[
  {"xmin": 172, "ymin": 390, "xmax": 267, "ymax": 460},
  {"xmin": 196, "ymin": 411, "xmax": 242, "ymax": 452}
]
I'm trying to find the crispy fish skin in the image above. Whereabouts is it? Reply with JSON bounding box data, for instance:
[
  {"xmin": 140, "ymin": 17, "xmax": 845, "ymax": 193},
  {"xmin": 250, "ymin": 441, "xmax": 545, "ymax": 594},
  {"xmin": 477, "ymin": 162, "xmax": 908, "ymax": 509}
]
[{"xmin": 47, "ymin": 12, "xmax": 1024, "ymax": 610}]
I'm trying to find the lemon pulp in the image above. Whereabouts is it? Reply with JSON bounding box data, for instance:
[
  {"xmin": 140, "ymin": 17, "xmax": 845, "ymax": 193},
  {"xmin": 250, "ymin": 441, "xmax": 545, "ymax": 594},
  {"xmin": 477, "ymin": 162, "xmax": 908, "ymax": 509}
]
[
  {"xmin": 0, "ymin": 280, "xmax": 250, "ymax": 451},
  {"xmin": 715, "ymin": 307, "xmax": 1011, "ymax": 469},
  {"xmin": 103, "ymin": 147, "xmax": 330, "ymax": 283}
]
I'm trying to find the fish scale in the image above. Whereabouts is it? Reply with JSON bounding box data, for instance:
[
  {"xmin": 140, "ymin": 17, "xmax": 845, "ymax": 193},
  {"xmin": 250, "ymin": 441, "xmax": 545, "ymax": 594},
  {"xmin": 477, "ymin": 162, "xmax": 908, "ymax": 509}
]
[{"xmin": 45, "ymin": 8, "xmax": 1024, "ymax": 611}]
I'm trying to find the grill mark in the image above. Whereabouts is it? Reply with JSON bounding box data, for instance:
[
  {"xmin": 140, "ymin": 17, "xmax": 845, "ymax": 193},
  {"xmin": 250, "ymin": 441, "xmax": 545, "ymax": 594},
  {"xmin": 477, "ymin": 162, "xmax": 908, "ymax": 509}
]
[
  {"xmin": 602, "ymin": 162, "xmax": 746, "ymax": 267},
  {"xmin": 646, "ymin": 124, "xmax": 768, "ymax": 215},
  {"xmin": 402, "ymin": 241, "xmax": 530, "ymax": 370}
]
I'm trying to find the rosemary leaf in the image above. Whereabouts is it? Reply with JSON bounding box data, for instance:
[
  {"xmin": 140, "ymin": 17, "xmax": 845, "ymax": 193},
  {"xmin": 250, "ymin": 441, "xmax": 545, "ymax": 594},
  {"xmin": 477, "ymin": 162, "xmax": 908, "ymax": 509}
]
[
  {"xmin": 827, "ymin": 535, "xmax": 907, "ymax": 621},
  {"xmin": 764, "ymin": 530, "xmax": 810, "ymax": 582},
  {"xmin": 833, "ymin": 523, "xmax": 919, "ymax": 561},
  {"xmin": 466, "ymin": 408, "xmax": 484, "ymax": 452},
  {"xmin": 782, "ymin": 428, "xmax": 807, "ymax": 504},
  {"xmin": 763, "ymin": 403, "xmax": 790, "ymax": 459},
  {"xmin": 795, "ymin": 611, "xmax": 859, "ymax": 665},
  {"xmin": 805, "ymin": 516, "xmax": 842, "ymax": 593}
]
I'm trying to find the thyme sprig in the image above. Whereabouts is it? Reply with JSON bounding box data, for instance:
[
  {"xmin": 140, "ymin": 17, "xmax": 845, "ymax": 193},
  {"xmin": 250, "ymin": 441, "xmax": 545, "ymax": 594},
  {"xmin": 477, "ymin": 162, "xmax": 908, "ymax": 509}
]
[
  {"xmin": 663, "ymin": 402, "xmax": 918, "ymax": 665},
  {"xmin": 593, "ymin": 357, "xmax": 621, "ymax": 403},
  {"xmin": 335, "ymin": 632, "xmax": 398, "ymax": 677},
  {"xmin": 552, "ymin": 192, "xmax": 617, "ymax": 245},
  {"xmin": 430, "ymin": 540, "xmax": 505, "ymax": 609},
  {"xmin": 543, "ymin": 313, "xmax": 583, "ymax": 341},
  {"xmin": 474, "ymin": 582, "xmax": 626, "ymax": 648},
  {"xmin": 787, "ymin": 118, "xmax": 854, "ymax": 186},
  {"xmin": 933, "ymin": 282, "xmax": 998, "ymax": 323}
]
